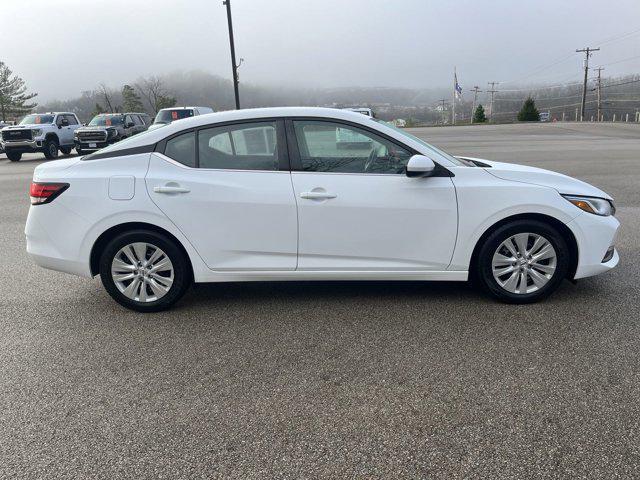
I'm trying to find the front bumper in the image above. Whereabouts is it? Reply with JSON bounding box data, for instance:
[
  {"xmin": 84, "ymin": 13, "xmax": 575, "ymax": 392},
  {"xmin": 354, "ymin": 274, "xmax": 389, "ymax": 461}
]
[
  {"xmin": 567, "ymin": 211, "xmax": 620, "ymax": 279},
  {"xmin": 3, "ymin": 139, "xmax": 45, "ymax": 153},
  {"xmin": 74, "ymin": 140, "xmax": 112, "ymax": 151}
]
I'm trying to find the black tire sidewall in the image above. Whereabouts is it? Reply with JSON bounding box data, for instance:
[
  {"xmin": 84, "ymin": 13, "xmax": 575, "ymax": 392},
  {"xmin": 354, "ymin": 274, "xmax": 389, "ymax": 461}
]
[
  {"xmin": 477, "ymin": 220, "xmax": 570, "ymax": 303},
  {"xmin": 6, "ymin": 151, "xmax": 21, "ymax": 161},
  {"xmin": 44, "ymin": 139, "xmax": 59, "ymax": 159},
  {"xmin": 99, "ymin": 230, "xmax": 191, "ymax": 312},
  {"xmin": 60, "ymin": 146, "xmax": 72, "ymax": 155}
]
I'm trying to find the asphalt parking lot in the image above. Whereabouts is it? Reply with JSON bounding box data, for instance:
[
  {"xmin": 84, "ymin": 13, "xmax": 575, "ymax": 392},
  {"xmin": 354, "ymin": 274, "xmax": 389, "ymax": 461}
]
[{"xmin": 1, "ymin": 122, "xmax": 639, "ymax": 478}]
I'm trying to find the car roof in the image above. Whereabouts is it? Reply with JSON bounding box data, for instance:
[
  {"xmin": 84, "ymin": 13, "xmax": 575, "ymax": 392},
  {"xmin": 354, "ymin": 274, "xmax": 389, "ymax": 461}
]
[{"xmin": 90, "ymin": 107, "xmax": 458, "ymax": 167}]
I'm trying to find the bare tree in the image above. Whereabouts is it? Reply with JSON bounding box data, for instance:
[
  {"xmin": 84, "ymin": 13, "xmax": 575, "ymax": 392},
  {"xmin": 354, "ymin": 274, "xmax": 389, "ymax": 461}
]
[
  {"xmin": 135, "ymin": 76, "xmax": 176, "ymax": 114},
  {"xmin": 98, "ymin": 83, "xmax": 116, "ymax": 112}
]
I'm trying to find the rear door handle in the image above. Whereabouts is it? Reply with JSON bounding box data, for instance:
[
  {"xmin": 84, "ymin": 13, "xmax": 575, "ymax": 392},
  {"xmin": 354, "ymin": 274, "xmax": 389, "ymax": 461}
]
[
  {"xmin": 300, "ymin": 191, "xmax": 337, "ymax": 200},
  {"xmin": 154, "ymin": 185, "xmax": 190, "ymax": 194}
]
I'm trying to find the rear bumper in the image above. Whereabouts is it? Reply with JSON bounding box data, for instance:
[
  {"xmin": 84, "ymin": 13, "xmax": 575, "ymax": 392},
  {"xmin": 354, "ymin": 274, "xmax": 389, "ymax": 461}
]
[
  {"xmin": 567, "ymin": 212, "xmax": 620, "ymax": 279},
  {"xmin": 25, "ymin": 203, "xmax": 93, "ymax": 278}
]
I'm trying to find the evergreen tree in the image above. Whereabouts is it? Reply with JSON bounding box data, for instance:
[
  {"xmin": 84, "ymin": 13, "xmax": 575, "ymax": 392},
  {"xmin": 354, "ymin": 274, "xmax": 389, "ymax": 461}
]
[
  {"xmin": 122, "ymin": 84, "xmax": 144, "ymax": 112},
  {"xmin": 91, "ymin": 103, "xmax": 106, "ymax": 117},
  {"xmin": 156, "ymin": 95, "xmax": 177, "ymax": 110},
  {"xmin": 517, "ymin": 97, "xmax": 540, "ymax": 121},
  {"xmin": 0, "ymin": 61, "xmax": 37, "ymax": 120},
  {"xmin": 473, "ymin": 104, "xmax": 487, "ymax": 123}
]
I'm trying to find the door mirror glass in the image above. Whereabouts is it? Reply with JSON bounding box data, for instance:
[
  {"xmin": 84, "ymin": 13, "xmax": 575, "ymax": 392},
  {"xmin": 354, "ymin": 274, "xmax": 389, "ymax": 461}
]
[{"xmin": 406, "ymin": 155, "xmax": 436, "ymax": 177}]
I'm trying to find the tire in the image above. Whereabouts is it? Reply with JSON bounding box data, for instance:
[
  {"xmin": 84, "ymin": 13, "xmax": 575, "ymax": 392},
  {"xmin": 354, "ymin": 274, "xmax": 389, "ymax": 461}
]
[
  {"xmin": 60, "ymin": 146, "xmax": 73, "ymax": 155},
  {"xmin": 99, "ymin": 230, "xmax": 192, "ymax": 312},
  {"xmin": 43, "ymin": 138, "xmax": 59, "ymax": 160},
  {"xmin": 76, "ymin": 148, "xmax": 83, "ymax": 156},
  {"xmin": 475, "ymin": 219, "xmax": 570, "ymax": 304},
  {"xmin": 6, "ymin": 151, "xmax": 22, "ymax": 162}
]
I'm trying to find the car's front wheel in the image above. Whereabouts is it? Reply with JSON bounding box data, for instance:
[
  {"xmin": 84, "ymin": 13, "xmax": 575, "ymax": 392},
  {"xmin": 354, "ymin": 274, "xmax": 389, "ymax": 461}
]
[
  {"xmin": 475, "ymin": 219, "xmax": 570, "ymax": 303},
  {"xmin": 43, "ymin": 138, "xmax": 59, "ymax": 160},
  {"xmin": 60, "ymin": 146, "xmax": 73, "ymax": 155},
  {"xmin": 99, "ymin": 230, "xmax": 192, "ymax": 312},
  {"xmin": 6, "ymin": 151, "xmax": 22, "ymax": 162}
]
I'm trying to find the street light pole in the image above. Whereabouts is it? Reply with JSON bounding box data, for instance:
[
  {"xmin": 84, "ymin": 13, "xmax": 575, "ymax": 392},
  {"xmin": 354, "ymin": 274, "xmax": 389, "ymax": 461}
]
[{"xmin": 223, "ymin": 0, "xmax": 240, "ymax": 109}]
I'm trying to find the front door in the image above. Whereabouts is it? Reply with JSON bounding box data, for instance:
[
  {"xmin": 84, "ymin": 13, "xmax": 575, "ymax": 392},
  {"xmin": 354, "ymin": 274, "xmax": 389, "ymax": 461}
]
[
  {"xmin": 146, "ymin": 120, "xmax": 298, "ymax": 271},
  {"xmin": 288, "ymin": 119, "xmax": 458, "ymax": 271}
]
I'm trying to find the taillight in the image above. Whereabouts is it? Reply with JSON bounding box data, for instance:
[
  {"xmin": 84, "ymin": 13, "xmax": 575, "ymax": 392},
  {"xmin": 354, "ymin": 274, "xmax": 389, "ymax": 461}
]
[{"xmin": 29, "ymin": 182, "xmax": 69, "ymax": 205}]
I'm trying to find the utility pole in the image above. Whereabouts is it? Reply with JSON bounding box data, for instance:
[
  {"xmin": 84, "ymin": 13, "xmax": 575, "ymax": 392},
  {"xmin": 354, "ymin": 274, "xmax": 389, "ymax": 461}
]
[
  {"xmin": 595, "ymin": 66, "xmax": 604, "ymax": 122},
  {"xmin": 576, "ymin": 47, "xmax": 599, "ymax": 121},
  {"xmin": 223, "ymin": 0, "xmax": 241, "ymax": 109},
  {"xmin": 469, "ymin": 86, "xmax": 482, "ymax": 123},
  {"xmin": 438, "ymin": 99, "xmax": 447, "ymax": 125},
  {"xmin": 487, "ymin": 81, "xmax": 499, "ymax": 123}
]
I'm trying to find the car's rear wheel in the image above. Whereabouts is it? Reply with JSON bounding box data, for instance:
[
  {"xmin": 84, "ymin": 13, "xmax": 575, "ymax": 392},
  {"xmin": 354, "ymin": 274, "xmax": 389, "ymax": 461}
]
[
  {"xmin": 6, "ymin": 151, "xmax": 22, "ymax": 162},
  {"xmin": 43, "ymin": 138, "xmax": 59, "ymax": 159},
  {"xmin": 475, "ymin": 219, "xmax": 570, "ymax": 303},
  {"xmin": 99, "ymin": 230, "xmax": 192, "ymax": 312}
]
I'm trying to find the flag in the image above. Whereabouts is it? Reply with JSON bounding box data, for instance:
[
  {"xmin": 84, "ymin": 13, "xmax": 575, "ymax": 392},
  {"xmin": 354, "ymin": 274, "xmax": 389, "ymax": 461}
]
[{"xmin": 454, "ymin": 73, "xmax": 463, "ymax": 100}]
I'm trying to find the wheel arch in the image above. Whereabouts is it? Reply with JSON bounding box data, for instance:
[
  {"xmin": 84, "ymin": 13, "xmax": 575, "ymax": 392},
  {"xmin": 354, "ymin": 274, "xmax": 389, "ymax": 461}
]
[
  {"xmin": 90, "ymin": 222, "xmax": 194, "ymax": 279},
  {"xmin": 469, "ymin": 213, "xmax": 579, "ymax": 280},
  {"xmin": 44, "ymin": 132, "xmax": 60, "ymax": 143}
]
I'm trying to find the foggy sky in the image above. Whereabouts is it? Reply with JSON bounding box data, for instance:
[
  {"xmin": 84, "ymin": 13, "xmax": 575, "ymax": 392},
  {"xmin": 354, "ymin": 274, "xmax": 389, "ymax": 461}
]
[{"xmin": 3, "ymin": 0, "xmax": 640, "ymax": 102}]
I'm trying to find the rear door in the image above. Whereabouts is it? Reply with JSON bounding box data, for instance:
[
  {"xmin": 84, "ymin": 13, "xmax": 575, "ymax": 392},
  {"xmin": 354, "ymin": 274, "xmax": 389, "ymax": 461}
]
[
  {"xmin": 146, "ymin": 119, "xmax": 298, "ymax": 271},
  {"xmin": 287, "ymin": 118, "xmax": 458, "ymax": 271}
]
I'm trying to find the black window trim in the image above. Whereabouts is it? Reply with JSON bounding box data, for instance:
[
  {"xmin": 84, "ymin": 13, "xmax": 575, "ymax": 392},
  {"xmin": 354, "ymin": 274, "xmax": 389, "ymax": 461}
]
[
  {"xmin": 284, "ymin": 117, "xmax": 452, "ymax": 177},
  {"xmin": 155, "ymin": 118, "xmax": 290, "ymax": 172}
]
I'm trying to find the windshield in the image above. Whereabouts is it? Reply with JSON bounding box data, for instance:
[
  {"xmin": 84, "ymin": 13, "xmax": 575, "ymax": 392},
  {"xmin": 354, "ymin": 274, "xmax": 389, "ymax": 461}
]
[
  {"xmin": 373, "ymin": 119, "xmax": 468, "ymax": 166},
  {"xmin": 154, "ymin": 109, "xmax": 194, "ymax": 124},
  {"xmin": 89, "ymin": 115, "xmax": 124, "ymax": 126},
  {"xmin": 20, "ymin": 114, "xmax": 54, "ymax": 125}
]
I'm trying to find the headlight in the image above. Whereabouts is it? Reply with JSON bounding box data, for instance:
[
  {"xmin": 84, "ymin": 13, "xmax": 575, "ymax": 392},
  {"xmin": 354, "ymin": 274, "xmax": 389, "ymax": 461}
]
[
  {"xmin": 562, "ymin": 194, "xmax": 615, "ymax": 216},
  {"xmin": 32, "ymin": 129, "xmax": 43, "ymax": 137},
  {"xmin": 108, "ymin": 129, "xmax": 118, "ymax": 138}
]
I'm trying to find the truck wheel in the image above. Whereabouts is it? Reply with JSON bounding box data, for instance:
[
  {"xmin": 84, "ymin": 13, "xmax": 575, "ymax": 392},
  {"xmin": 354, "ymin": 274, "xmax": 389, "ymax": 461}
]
[
  {"xmin": 43, "ymin": 138, "xmax": 59, "ymax": 160},
  {"xmin": 6, "ymin": 151, "xmax": 22, "ymax": 162},
  {"xmin": 76, "ymin": 148, "xmax": 83, "ymax": 156},
  {"xmin": 60, "ymin": 146, "xmax": 73, "ymax": 155}
]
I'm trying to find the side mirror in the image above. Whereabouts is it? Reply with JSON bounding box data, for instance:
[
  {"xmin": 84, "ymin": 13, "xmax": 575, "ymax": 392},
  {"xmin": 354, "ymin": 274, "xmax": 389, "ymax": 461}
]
[{"xmin": 406, "ymin": 155, "xmax": 436, "ymax": 177}]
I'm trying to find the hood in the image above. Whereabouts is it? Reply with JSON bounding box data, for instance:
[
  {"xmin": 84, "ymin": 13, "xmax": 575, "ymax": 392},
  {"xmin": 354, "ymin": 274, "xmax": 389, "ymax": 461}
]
[
  {"xmin": 4, "ymin": 125, "xmax": 46, "ymax": 130},
  {"xmin": 33, "ymin": 157, "xmax": 81, "ymax": 180},
  {"xmin": 458, "ymin": 156, "xmax": 612, "ymax": 200},
  {"xmin": 77, "ymin": 125, "xmax": 117, "ymax": 132}
]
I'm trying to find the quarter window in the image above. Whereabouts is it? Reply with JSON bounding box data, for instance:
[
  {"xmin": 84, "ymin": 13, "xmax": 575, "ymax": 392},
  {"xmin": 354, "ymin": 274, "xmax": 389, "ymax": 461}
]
[
  {"xmin": 198, "ymin": 122, "xmax": 279, "ymax": 170},
  {"xmin": 164, "ymin": 131, "xmax": 196, "ymax": 167},
  {"xmin": 293, "ymin": 120, "xmax": 412, "ymax": 174}
]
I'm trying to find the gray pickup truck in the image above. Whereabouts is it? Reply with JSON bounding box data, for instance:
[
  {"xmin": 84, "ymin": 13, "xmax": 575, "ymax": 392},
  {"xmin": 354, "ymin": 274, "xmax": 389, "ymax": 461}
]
[{"xmin": 74, "ymin": 113, "xmax": 150, "ymax": 154}]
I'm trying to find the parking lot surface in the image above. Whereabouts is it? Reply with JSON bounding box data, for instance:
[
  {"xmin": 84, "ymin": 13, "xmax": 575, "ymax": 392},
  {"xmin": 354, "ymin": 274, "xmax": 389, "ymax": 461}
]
[{"xmin": 1, "ymin": 122, "xmax": 639, "ymax": 478}]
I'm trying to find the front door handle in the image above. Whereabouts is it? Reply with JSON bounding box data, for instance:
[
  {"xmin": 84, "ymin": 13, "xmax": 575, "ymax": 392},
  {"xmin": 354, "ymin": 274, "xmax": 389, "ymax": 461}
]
[
  {"xmin": 300, "ymin": 191, "xmax": 337, "ymax": 200},
  {"xmin": 154, "ymin": 185, "xmax": 190, "ymax": 194}
]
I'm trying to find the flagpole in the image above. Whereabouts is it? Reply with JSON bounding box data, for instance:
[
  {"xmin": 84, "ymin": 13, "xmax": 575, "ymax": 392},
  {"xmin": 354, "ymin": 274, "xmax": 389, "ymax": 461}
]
[{"xmin": 452, "ymin": 67, "xmax": 456, "ymax": 126}]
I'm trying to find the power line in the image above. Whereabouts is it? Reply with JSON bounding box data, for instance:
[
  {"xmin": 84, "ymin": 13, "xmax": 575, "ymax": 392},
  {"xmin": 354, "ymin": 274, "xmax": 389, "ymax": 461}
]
[
  {"xmin": 600, "ymin": 78, "xmax": 640, "ymax": 89},
  {"xmin": 600, "ymin": 54, "xmax": 640, "ymax": 67}
]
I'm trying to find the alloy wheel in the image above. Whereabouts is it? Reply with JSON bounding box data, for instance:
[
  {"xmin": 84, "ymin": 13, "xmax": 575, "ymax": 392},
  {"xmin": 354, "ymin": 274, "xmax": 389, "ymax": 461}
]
[
  {"xmin": 491, "ymin": 232, "xmax": 557, "ymax": 294},
  {"xmin": 111, "ymin": 242, "xmax": 174, "ymax": 302}
]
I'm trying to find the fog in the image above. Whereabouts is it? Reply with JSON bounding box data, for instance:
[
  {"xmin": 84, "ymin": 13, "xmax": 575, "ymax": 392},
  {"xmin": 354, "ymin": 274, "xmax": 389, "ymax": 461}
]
[{"xmin": 3, "ymin": 0, "xmax": 640, "ymax": 102}]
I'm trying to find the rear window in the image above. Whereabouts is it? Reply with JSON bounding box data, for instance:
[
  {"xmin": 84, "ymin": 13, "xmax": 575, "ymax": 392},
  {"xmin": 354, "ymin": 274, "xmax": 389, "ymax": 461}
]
[{"xmin": 154, "ymin": 109, "xmax": 194, "ymax": 124}]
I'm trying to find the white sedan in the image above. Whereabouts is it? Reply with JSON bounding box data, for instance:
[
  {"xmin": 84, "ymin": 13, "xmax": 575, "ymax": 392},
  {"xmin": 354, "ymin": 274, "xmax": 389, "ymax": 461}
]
[{"xmin": 25, "ymin": 108, "xmax": 619, "ymax": 312}]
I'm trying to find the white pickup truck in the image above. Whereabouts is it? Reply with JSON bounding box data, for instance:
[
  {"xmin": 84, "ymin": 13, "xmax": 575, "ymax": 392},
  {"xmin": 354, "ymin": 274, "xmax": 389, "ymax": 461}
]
[{"xmin": 1, "ymin": 112, "xmax": 82, "ymax": 161}]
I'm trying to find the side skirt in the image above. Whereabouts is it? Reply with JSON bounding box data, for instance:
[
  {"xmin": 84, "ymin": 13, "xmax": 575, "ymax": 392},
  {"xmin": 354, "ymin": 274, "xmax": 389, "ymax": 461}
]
[{"xmin": 193, "ymin": 270, "xmax": 468, "ymax": 283}]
